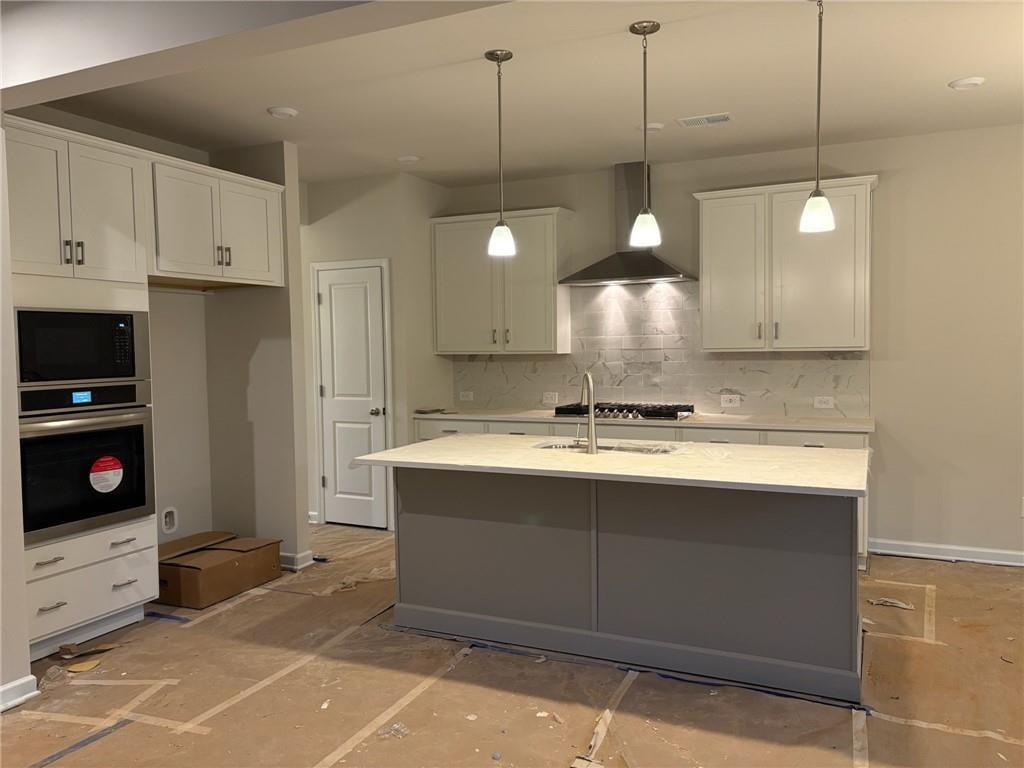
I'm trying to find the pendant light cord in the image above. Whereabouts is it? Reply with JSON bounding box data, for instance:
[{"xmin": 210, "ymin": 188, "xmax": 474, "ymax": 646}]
[
  {"xmin": 641, "ymin": 32, "xmax": 649, "ymax": 211},
  {"xmin": 497, "ymin": 59, "xmax": 505, "ymax": 221},
  {"xmin": 814, "ymin": 0, "xmax": 823, "ymax": 192}
]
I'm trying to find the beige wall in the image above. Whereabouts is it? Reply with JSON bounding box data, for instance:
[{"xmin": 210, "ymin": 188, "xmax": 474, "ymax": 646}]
[
  {"xmin": 148, "ymin": 289, "xmax": 213, "ymax": 543},
  {"xmin": 300, "ymin": 173, "xmax": 453, "ymax": 514},
  {"xmin": 445, "ymin": 125, "xmax": 1024, "ymax": 558}
]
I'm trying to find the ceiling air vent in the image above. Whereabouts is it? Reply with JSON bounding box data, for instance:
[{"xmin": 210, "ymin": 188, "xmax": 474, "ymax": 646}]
[{"xmin": 677, "ymin": 112, "xmax": 731, "ymax": 128}]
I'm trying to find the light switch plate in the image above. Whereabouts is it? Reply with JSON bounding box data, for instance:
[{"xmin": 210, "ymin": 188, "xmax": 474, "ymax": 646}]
[
  {"xmin": 814, "ymin": 396, "xmax": 835, "ymax": 409},
  {"xmin": 542, "ymin": 392, "xmax": 559, "ymax": 406},
  {"xmin": 720, "ymin": 394, "xmax": 741, "ymax": 408},
  {"xmin": 459, "ymin": 391, "xmax": 474, "ymax": 402}
]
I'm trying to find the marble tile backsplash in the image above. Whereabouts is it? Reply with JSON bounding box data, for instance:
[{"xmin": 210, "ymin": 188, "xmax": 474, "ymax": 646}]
[{"xmin": 452, "ymin": 282, "xmax": 869, "ymax": 418}]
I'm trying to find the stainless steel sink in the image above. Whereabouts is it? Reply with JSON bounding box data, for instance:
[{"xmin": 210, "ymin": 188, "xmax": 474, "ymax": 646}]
[{"xmin": 534, "ymin": 440, "xmax": 677, "ymax": 455}]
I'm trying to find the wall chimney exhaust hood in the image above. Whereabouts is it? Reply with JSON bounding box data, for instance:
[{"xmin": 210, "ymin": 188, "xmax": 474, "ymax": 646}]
[{"xmin": 560, "ymin": 162, "xmax": 695, "ymax": 286}]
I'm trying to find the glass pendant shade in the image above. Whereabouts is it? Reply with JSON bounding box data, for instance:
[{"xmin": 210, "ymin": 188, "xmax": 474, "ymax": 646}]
[
  {"xmin": 629, "ymin": 209, "xmax": 662, "ymax": 248},
  {"xmin": 799, "ymin": 190, "xmax": 835, "ymax": 233},
  {"xmin": 487, "ymin": 221, "xmax": 516, "ymax": 257}
]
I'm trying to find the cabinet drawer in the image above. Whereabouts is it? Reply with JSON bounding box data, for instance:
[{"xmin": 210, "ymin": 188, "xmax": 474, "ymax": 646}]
[
  {"xmin": 486, "ymin": 422, "xmax": 551, "ymax": 436},
  {"xmin": 763, "ymin": 431, "xmax": 866, "ymax": 449},
  {"xmin": 681, "ymin": 428, "xmax": 762, "ymax": 445},
  {"xmin": 25, "ymin": 516, "xmax": 156, "ymax": 583},
  {"xmin": 416, "ymin": 420, "xmax": 487, "ymax": 440},
  {"xmin": 27, "ymin": 548, "xmax": 158, "ymax": 641}
]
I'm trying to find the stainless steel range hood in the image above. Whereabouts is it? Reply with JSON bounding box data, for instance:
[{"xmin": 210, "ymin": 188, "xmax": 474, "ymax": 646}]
[{"xmin": 560, "ymin": 162, "xmax": 696, "ymax": 286}]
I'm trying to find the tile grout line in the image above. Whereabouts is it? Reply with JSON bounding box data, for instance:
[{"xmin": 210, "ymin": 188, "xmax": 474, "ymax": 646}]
[
  {"xmin": 871, "ymin": 711, "xmax": 1024, "ymax": 747},
  {"xmin": 312, "ymin": 646, "xmax": 473, "ymax": 768},
  {"xmin": 852, "ymin": 709, "xmax": 869, "ymax": 768},
  {"xmin": 172, "ymin": 623, "xmax": 362, "ymax": 734}
]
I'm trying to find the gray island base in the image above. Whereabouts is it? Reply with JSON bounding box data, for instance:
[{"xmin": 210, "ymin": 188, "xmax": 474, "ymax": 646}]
[
  {"xmin": 356, "ymin": 433, "xmax": 867, "ymax": 703},
  {"xmin": 393, "ymin": 468, "xmax": 860, "ymax": 702}
]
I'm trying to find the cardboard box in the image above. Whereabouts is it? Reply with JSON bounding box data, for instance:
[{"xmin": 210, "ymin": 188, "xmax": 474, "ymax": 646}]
[{"xmin": 157, "ymin": 531, "xmax": 282, "ymax": 609}]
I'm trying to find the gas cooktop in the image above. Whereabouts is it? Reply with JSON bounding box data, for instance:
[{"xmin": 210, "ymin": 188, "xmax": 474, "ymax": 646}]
[{"xmin": 554, "ymin": 402, "xmax": 695, "ymax": 420}]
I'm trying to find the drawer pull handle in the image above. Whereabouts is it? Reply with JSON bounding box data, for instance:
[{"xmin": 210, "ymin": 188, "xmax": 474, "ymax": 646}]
[
  {"xmin": 804, "ymin": 443, "xmax": 825, "ymax": 448},
  {"xmin": 111, "ymin": 537, "xmax": 137, "ymax": 546},
  {"xmin": 709, "ymin": 440, "xmax": 729, "ymax": 444},
  {"xmin": 509, "ymin": 432, "xmax": 526, "ymax": 435},
  {"xmin": 35, "ymin": 555, "xmax": 65, "ymax": 567},
  {"xmin": 441, "ymin": 429, "xmax": 458, "ymax": 434},
  {"xmin": 39, "ymin": 601, "xmax": 67, "ymax": 613},
  {"xmin": 112, "ymin": 578, "xmax": 139, "ymax": 589}
]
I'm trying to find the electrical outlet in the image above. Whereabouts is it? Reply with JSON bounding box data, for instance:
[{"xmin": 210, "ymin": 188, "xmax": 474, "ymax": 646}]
[
  {"xmin": 459, "ymin": 391, "xmax": 474, "ymax": 402},
  {"xmin": 720, "ymin": 394, "xmax": 741, "ymax": 409},
  {"xmin": 542, "ymin": 392, "xmax": 559, "ymax": 406},
  {"xmin": 814, "ymin": 396, "xmax": 835, "ymax": 410}
]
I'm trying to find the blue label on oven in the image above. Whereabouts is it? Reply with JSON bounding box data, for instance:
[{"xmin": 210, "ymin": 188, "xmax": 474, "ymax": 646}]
[{"xmin": 71, "ymin": 390, "xmax": 93, "ymax": 404}]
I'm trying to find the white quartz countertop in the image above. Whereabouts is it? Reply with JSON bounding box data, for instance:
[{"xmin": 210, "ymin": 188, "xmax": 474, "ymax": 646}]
[
  {"xmin": 356, "ymin": 433, "xmax": 869, "ymax": 497},
  {"xmin": 413, "ymin": 409, "xmax": 874, "ymax": 434}
]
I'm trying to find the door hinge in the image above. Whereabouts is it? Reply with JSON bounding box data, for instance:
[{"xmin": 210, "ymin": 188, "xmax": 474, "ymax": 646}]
[
  {"xmin": 321, "ymin": 475, "xmax": 327, "ymax": 488},
  {"xmin": 319, "ymin": 384, "xmax": 325, "ymax": 397},
  {"xmin": 317, "ymin": 292, "xmax": 323, "ymax": 305}
]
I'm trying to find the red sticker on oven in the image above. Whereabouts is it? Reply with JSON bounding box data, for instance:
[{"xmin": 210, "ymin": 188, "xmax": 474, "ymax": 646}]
[{"xmin": 89, "ymin": 456, "xmax": 124, "ymax": 493}]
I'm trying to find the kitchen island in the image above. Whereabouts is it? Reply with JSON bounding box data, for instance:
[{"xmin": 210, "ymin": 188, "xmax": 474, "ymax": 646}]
[{"xmin": 355, "ymin": 433, "xmax": 869, "ymax": 701}]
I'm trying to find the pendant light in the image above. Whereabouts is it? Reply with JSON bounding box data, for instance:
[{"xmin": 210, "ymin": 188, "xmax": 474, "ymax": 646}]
[
  {"xmin": 485, "ymin": 49, "xmax": 516, "ymax": 257},
  {"xmin": 799, "ymin": 0, "xmax": 836, "ymax": 233},
  {"xmin": 628, "ymin": 21, "xmax": 662, "ymax": 249}
]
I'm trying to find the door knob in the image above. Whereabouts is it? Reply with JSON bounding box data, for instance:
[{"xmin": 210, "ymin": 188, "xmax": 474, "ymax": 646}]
[{"xmin": 369, "ymin": 408, "xmax": 381, "ymax": 416}]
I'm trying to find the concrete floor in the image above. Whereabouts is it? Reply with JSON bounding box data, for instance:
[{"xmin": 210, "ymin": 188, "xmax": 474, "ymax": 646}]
[{"xmin": 3, "ymin": 524, "xmax": 1021, "ymax": 768}]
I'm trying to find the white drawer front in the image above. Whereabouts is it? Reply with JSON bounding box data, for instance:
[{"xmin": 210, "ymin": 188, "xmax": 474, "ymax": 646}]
[
  {"xmin": 25, "ymin": 516, "xmax": 157, "ymax": 583},
  {"xmin": 763, "ymin": 431, "xmax": 866, "ymax": 449},
  {"xmin": 416, "ymin": 420, "xmax": 486, "ymax": 440},
  {"xmin": 486, "ymin": 421, "xmax": 551, "ymax": 436},
  {"xmin": 681, "ymin": 428, "xmax": 762, "ymax": 445},
  {"xmin": 28, "ymin": 548, "xmax": 158, "ymax": 641}
]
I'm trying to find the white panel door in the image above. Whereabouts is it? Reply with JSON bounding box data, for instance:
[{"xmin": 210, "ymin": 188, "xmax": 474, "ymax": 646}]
[
  {"xmin": 318, "ymin": 266, "xmax": 388, "ymax": 528},
  {"xmin": 503, "ymin": 214, "xmax": 556, "ymax": 352},
  {"xmin": 433, "ymin": 219, "xmax": 500, "ymax": 353},
  {"xmin": 700, "ymin": 194, "xmax": 766, "ymax": 350},
  {"xmin": 67, "ymin": 143, "xmax": 147, "ymax": 283},
  {"xmin": 770, "ymin": 185, "xmax": 868, "ymax": 349},
  {"xmin": 153, "ymin": 163, "xmax": 223, "ymax": 277},
  {"xmin": 220, "ymin": 180, "xmax": 283, "ymax": 284},
  {"xmin": 6, "ymin": 128, "xmax": 74, "ymax": 277}
]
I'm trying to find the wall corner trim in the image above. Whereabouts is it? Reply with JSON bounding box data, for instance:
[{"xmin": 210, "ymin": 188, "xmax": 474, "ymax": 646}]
[
  {"xmin": 281, "ymin": 549, "xmax": 315, "ymax": 572},
  {"xmin": 869, "ymin": 538, "xmax": 1024, "ymax": 568},
  {"xmin": 0, "ymin": 675, "xmax": 39, "ymax": 712}
]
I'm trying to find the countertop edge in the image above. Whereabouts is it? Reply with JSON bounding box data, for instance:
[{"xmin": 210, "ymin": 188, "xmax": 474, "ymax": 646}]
[{"xmin": 354, "ymin": 456, "xmax": 868, "ymax": 498}]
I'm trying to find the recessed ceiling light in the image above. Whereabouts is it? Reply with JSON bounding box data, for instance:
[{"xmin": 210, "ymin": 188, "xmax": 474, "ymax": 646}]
[
  {"xmin": 947, "ymin": 76, "xmax": 985, "ymax": 90},
  {"xmin": 397, "ymin": 155, "xmax": 421, "ymax": 165},
  {"xmin": 266, "ymin": 106, "xmax": 299, "ymax": 119}
]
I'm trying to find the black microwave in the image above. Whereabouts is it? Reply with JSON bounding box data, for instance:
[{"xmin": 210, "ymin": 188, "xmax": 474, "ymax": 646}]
[{"xmin": 16, "ymin": 309, "xmax": 149, "ymax": 386}]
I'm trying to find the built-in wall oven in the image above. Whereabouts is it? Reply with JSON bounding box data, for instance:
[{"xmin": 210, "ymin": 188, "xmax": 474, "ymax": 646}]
[{"xmin": 17, "ymin": 309, "xmax": 155, "ymax": 545}]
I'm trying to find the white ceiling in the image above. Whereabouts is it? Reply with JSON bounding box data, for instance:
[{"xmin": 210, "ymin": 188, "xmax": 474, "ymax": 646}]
[{"xmin": 43, "ymin": 1, "xmax": 1024, "ymax": 185}]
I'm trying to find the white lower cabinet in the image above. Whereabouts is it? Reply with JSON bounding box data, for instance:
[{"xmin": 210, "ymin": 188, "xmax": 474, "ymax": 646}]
[
  {"xmin": 27, "ymin": 547, "xmax": 157, "ymax": 642},
  {"xmin": 680, "ymin": 428, "xmax": 762, "ymax": 444},
  {"xmin": 24, "ymin": 515, "xmax": 156, "ymax": 583},
  {"xmin": 487, "ymin": 422, "xmax": 551, "ymax": 436}
]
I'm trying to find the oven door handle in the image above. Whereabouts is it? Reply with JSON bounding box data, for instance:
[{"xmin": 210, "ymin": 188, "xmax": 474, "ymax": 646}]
[{"xmin": 20, "ymin": 408, "xmax": 151, "ymax": 436}]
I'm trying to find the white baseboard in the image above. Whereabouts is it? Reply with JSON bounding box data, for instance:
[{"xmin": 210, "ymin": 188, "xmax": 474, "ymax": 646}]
[
  {"xmin": 280, "ymin": 549, "xmax": 314, "ymax": 572},
  {"xmin": 0, "ymin": 675, "xmax": 39, "ymax": 712},
  {"xmin": 870, "ymin": 538, "xmax": 1024, "ymax": 567}
]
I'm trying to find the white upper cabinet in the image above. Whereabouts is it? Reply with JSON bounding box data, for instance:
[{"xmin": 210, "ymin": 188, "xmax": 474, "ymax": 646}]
[
  {"xmin": 699, "ymin": 194, "xmax": 766, "ymax": 350},
  {"xmin": 153, "ymin": 163, "xmax": 283, "ymax": 286},
  {"xmin": 6, "ymin": 128, "xmax": 148, "ymax": 283},
  {"xmin": 770, "ymin": 184, "xmax": 869, "ymax": 349},
  {"xmin": 67, "ymin": 143, "xmax": 149, "ymax": 283},
  {"xmin": 6, "ymin": 128, "xmax": 73, "ymax": 278},
  {"xmin": 696, "ymin": 176, "xmax": 875, "ymax": 351},
  {"xmin": 432, "ymin": 208, "xmax": 571, "ymax": 355}
]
